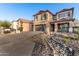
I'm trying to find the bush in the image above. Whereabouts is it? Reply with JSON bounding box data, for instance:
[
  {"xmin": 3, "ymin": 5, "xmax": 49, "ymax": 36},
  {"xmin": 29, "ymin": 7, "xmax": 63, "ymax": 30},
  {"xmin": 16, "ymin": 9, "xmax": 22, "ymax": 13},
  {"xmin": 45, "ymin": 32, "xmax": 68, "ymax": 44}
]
[
  {"xmin": 0, "ymin": 21, "xmax": 11, "ymax": 28},
  {"xmin": 74, "ymin": 35, "xmax": 79, "ymax": 40},
  {"xmin": 64, "ymin": 35, "xmax": 70, "ymax": 43},
  {"xmin": 73, "ymin": 27, "xmax": 79, "ymax": 34}
]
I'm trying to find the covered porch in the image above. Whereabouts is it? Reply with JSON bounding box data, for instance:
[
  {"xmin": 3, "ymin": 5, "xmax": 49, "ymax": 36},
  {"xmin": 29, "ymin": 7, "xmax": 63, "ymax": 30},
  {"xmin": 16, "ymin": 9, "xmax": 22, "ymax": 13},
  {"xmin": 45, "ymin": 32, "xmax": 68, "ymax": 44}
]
[
  {"xmin": 50, "ymin": 21, "xmax": 73, "ymax": 33},
  {"xmin": 50, "ymin": 23, "xmax": 69, "ymax": 32}
]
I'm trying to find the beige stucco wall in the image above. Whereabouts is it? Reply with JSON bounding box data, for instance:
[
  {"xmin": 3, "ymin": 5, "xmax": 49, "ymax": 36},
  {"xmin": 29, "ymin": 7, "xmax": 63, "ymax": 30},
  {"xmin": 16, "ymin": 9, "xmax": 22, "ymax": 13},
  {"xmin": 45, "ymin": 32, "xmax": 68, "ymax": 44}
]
[
  {"xmin": 11, "ymin": 21, "xmax": 18, "ymax": 30},
  {"xmin": 17, "ymin": 20, "xmax": 32, "ymax": 32},
  {"xmin": 47, "ymin": 12, "xmax": 53, "ymax": 21},
  {"xmin": 22, "ymin": 23, "xmax": 29, "ymax": 32},
  {"xmin": 33, "ymin": 12, "xmax": 53, "ymax": 35},
  {"xmin": 34, "ymin": 12, "xmax": 53, "ymax": 24}
]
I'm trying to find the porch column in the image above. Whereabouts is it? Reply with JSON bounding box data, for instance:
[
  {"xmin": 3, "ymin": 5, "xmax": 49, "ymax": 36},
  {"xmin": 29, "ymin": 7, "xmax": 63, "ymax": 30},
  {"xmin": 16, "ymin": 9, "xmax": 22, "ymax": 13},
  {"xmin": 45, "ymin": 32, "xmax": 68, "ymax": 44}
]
[
  {"xmin": 46, "ymin": 22, "xmax": 51, "ymax": 35},
  {"xmin": 55, "ymin": 23, "xmax": 58, "ymax": 32},
  {"xmin": 69, "ymin": 21, "xmax": 73, "ymax": 32}
]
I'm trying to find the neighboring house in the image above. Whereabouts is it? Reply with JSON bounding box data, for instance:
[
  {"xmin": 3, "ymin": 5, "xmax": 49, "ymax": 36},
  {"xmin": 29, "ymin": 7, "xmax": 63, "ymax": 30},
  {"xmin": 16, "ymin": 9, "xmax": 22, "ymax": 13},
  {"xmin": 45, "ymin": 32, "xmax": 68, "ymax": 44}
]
[
  {"xmin": 73, "ymin": 21, "xmax": 79, "ymax": 32},
  {"xmin": 17, "ymin": 18, "xmax": 33, "ymax": 32},
  {"xmin": 73, "ymin": 21, "xmax": 79, "ymax": 27},
  {"xmin": 10, "ymin": 20, "xmax": 18, "ymax": 33},
  {"xmin": 11, "ymin": 20, "xmax": 18, "ymax": 30},
  {"xmin": 33, "ymin": 8, "xmax": 75, "ymax": 35}
]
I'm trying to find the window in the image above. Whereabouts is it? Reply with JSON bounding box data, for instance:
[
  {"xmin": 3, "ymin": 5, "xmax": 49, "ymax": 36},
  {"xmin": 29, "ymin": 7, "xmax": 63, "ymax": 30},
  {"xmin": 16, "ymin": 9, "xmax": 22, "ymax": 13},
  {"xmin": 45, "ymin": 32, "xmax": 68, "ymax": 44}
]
[
  {"xmin": 34, "ymin": 17, "xmax": 35, "ymax": 21},
  {"xmin": 58, "ymin": 23, "xmax": 69, "ymax": 32},
  {"xmin": 35, "ymin": 15, "xmax": 38, "ymax": 21},
  {"xmin": 58, "ymin": 12, "xmax": 68, "ymax": 18},
  {"xmin": 35, "ymin": 24, "xmax": 46, "ymax": 31},
  {"xmin": 53, "ymin": 15, "xmax": 57, "ymax": 20},
  {"xmin": 68, "ymin": 12, "xmax": 72, "ymax": 17},
  {"xmin": 68, "ymin": 12, "xmax": 70, "ymax": 16},
  {"xmin": 41, "ymin": 13, "xmax": 48, "ymax": 20},
  {"xmin": 44, "ymin": 13, "xmax": 48, "ymax": 20}
]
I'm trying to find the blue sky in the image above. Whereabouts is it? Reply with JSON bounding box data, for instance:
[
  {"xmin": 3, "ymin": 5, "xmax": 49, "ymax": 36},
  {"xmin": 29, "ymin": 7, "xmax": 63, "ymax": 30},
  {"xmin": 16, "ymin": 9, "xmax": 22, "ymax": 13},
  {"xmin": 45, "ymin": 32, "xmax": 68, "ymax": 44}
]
[{"xmin": 0, "ymin": 3, "xmax": 79, "ymax": 21}]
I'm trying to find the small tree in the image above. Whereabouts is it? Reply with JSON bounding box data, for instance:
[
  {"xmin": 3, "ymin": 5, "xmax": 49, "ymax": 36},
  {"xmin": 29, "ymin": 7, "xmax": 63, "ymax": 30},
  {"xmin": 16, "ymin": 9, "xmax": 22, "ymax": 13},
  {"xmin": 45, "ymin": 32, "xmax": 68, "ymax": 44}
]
[
  {"xmin": 0, "ymin": 21, "xmax": 11, "ymax": 34},
  {"xmin": 0, "ymin": 21, "xmax": 11, "ymax": 29},
  {"xmin": 18, "ymin": 26, "xmax": 23, "ymax": 32}
]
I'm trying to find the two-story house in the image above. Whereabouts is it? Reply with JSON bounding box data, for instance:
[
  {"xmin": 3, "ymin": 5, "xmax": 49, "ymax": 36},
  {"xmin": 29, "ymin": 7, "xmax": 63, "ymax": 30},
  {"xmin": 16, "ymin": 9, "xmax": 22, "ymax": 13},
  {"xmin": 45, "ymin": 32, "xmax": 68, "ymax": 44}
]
[
  {"xmin": 33, "ymin": 10, "xmax": 53, "ymax": 34},
  {"xmin": 33, "ymin": 8, "xmax": 75, "ymax": 35}
]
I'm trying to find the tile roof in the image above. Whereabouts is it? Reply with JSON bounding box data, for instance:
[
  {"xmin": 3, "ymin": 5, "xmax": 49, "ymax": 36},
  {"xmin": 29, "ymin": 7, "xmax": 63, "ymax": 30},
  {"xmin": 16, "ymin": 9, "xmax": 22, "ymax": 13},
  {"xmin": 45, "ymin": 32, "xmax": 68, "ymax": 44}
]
[
  {"xmin": 33, "ymin": 8, "xmax": 74, "ymax": 16},
  {"xmin": 33, "ymin": 10, "xmax": 53, "ymax": 16},
  {"xmin": 17, "ymin": 18, "xmax": 33, "ymax": 24},
  {"xmin": 56, "ymin": 8, "xmax": 74, "ymax": 14}
]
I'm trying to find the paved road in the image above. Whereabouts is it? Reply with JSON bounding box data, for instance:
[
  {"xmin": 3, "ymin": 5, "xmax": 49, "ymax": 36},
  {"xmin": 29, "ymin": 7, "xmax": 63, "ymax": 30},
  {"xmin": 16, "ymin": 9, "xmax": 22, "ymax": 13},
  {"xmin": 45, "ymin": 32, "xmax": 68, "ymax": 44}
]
[{"xmin": 0, "ymin": 31, "xmax": 42, "ymax": 56}]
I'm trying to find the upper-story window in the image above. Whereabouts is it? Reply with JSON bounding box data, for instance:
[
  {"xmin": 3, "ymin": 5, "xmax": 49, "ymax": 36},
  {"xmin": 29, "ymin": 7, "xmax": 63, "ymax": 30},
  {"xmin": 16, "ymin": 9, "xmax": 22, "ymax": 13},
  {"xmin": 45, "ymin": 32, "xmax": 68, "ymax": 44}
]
[
  {"xmin": 41, "ymin": 13, "xmax": 48, "ymax": 20},
  {"xmin": 34, "ymin": 15, "xmax": 38, "ymax": 21},
  {"xmin": 53, "ymin": 15, "xmax": 57, "ymax": 20},
  {"xmin": 58, "ymin": 11, "xmax": 73, "ymax": 19},
  {"xmin": 68, "ymin": 12, "xmax": 72, "ymax": 17},
  {"xmin": 58, "ymin": 12, "xmax": 68, "ymax": 18}
]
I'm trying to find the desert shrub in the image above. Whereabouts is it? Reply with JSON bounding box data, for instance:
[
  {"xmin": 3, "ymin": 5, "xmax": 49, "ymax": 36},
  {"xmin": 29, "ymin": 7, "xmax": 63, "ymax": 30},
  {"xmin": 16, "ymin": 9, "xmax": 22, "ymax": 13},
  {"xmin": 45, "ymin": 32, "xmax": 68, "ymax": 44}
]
[
  {"xmin": 18, "ymin": 26, "xmax": 23, "ymax": 32},
  {"xmin": 73, "ymin": 27, "xmax": 79, "ymax": 34},
  {"xmin": 64, "ymin": 35, "xmax": 70, "ymax": 43},
  {"xmin": 74, "ymin": 35, "xmax": 79, "ymax": 40}
]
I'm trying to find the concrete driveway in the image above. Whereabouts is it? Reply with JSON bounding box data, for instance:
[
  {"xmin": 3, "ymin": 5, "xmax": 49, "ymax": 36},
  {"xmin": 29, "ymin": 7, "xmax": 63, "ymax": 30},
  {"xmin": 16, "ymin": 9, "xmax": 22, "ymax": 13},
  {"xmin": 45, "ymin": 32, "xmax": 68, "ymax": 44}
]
[{"xmin": 0, "ymin": 31, "xmax": 42, "ymax": 56}]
